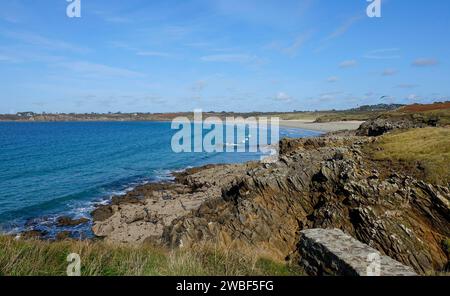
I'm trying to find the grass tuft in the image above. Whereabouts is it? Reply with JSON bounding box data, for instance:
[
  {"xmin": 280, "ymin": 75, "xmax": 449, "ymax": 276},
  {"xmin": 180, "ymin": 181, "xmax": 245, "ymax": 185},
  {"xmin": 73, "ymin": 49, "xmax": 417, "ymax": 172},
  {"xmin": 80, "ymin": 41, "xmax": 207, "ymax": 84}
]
[
  {"xmin": 0, "ymin": 236, "xmax": 302, "ymax": 276},
  {"xmin": 370, "ymin": 127, "xmax": 450, "ymax": 185}
]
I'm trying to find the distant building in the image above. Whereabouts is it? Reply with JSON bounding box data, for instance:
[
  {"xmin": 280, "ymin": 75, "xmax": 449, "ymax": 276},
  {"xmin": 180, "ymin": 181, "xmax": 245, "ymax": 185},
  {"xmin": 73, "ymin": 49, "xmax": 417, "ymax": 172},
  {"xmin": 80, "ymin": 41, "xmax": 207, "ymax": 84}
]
[{"xmin": 16, "ymin": 112, "xmax": 35, "ymax": 117}]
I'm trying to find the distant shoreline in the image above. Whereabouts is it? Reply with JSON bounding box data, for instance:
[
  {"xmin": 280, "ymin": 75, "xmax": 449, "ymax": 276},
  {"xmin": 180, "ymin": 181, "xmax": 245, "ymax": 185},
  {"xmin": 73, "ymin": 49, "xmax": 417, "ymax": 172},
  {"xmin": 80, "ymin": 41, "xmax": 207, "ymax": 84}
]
[
  {"xmin": 279, "ymin": 120, "xmax": 364, "ymax": 132},
  {"xmin": 0, "ymin": 119, "xmax": 365, "ymax": 133}
]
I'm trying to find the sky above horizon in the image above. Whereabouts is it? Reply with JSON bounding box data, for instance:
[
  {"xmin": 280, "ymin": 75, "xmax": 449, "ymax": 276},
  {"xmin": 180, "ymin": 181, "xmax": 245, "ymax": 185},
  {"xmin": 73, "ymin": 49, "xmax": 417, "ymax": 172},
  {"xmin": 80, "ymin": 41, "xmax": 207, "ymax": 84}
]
[{"xmin": 0, "ymin": 0, "xmax": 449, "ymax": 113}]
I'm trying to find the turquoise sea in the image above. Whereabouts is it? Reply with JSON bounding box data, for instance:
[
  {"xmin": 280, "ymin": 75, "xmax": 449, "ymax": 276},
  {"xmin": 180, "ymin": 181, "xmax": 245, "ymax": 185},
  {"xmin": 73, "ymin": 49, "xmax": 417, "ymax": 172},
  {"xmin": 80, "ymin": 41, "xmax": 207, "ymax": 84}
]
[{"xmin": 0, "ymin": 122, "xmax": 321, "ymax": 238}]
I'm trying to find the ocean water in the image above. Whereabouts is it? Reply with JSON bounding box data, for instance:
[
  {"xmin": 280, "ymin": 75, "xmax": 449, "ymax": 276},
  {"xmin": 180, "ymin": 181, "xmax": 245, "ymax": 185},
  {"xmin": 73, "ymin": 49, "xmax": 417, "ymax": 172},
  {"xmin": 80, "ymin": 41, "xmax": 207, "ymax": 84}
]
[{"xmin": 0, "ymin": 121, "xmax": 321, "ymax": 238}]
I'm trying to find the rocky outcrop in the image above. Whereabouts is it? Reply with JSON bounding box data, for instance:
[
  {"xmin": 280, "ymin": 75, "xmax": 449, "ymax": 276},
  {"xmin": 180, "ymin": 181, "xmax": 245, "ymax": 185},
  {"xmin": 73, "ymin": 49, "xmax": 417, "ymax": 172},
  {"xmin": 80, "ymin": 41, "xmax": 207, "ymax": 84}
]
[
  {"xmin": 56, "ymin": 216, "xmax": 89, "ymax": 227},
  {"xmin": 357, "ymin": 118, "xmax": 416, "ymax": 136},
  {"xmin": 296, "ymin": 229, "xmax": 417, "ymax": 276},
  {"xmin": 162, "ymin": 136, "xmax": 449, "ymax": 274},
  {"xmin": 93, "ymin": 135, "xmax": 450, "ymax": 274},
  {"xmin": 20, "ymin": 229, "xmax": 48, "ymax": 240},
  {"xmin": 356, "ymin": 114, "xmax": 441, "ymax": 136},
  {"xmin": 92, "ymin": 164, "xmax": 252, "ymax": 244}
]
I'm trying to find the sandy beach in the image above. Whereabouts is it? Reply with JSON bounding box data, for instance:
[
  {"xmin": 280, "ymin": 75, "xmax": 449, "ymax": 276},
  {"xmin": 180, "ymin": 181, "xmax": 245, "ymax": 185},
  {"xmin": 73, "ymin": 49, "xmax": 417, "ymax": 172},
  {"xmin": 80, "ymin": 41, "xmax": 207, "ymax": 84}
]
[{"xmin": 279, "ymin": 120, "xmax": 365, "ymax": 132}]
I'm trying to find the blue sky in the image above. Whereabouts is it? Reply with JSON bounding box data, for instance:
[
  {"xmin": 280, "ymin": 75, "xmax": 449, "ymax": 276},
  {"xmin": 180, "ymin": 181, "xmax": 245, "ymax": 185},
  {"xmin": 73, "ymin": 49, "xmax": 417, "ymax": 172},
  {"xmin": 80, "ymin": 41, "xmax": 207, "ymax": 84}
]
[{"xmin": 0, "ymin": 0, "xmax": 449, "ymax": 113}]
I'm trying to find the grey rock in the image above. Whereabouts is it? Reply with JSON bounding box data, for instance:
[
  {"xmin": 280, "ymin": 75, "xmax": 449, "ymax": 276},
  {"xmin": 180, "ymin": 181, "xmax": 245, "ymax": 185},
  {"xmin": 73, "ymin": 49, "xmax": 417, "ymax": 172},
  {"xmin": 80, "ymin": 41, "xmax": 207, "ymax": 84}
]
[{"xmin": 297, "ymin": 229, "xmax": 417, "ymax": 276}]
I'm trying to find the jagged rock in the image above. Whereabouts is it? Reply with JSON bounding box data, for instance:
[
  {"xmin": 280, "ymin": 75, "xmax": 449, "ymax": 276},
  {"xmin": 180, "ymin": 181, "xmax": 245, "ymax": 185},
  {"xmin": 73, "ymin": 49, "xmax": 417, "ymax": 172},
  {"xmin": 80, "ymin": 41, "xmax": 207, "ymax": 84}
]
[
  {"xmin": 356, "ymin": 113, "xmax": 442, "ymax": 137},
  {"xmin": 55, "ymin": 231, "xmax": 72, "ymax": 241},
  {"xmin": 93, "ymin": 135, "xmax": 450, "ymax": 274},
  {"xmin": 21, "ymin": 230, "xmax": 48, "ymax": 240},
  {"xmin": 357, "ymin": 118, "xmax": 410, "ymax": 136},
  {"xmin": 91, "ymin": 205, "xmax": 115, "ymax": 222},
  {"xmin": 162, "ymin": 136, "xmax": 449, "ymax": 274},
  {"xmin": 56, "ymin": 216, "xmax": 89, "ymax": 227},
  {"xmin": 92, "ymin": 164, "xmax": 251, "ymax": 244}
]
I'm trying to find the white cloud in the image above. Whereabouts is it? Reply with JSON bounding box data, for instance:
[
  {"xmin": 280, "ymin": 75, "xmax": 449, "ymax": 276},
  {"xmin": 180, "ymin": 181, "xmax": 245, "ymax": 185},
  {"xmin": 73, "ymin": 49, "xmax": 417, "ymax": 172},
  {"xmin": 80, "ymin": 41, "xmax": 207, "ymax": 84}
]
[
  {"xmin": 136, "ymin": 51, "xmax": 174, "ymax": 58},
  {"xmin": 111, "ymin": 42, "xmax": 177, "ymax": 59},
  {"xmin": 57, "ymin": 61, "xmax": 144, "ymax": 78},
  {"xmin": 274, "ymin": 92, "xmax": 292, "ymax": 102},
  {"xmin": 92, "ymin": 10, "xmax": 133, "ymax": 23},
  {"xmin": 407, "ymin": 94, "xmax": 420, "ymax": 101},
  {"xmin": 364, "ymin": 48, "xmax": 401, "ymax": 60},
  {"xmin": 317, "ymin": 91, "xmax": 344, "ymax": 102},
  {"xmin": 200, "ymin": 54, "xmax": 260, "ymax": 63},
  {"xmin": 326, "ymin": 76, "xmax": 339, "ymax": 83},
  {"xmin": 412, "ymin": 58, "xmax": 438, "ymax": 67},
  {"xmin": 190, "ymin": 80, "xmax": 207, "ymax": 92},
  {"xmin": 396, "ymin": 83, "xmax": 418, "ymax": 89},
  {"xmin": 382, "ymin": 68, "xmax": 397, "ymax": 76},
  {"xmin": 339, "ymin": 60, "xmax": 357, "ymax": 68}
]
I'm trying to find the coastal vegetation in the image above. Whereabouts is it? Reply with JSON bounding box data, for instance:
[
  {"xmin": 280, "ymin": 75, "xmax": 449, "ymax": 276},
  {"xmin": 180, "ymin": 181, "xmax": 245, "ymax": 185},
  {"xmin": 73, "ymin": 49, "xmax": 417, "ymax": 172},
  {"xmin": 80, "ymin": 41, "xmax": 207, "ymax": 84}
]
[
  {"xmin": 369, "ymin": 127, "xmax": 450, "ymax": 185},
  {"xmin": 0, "ymin": 236, "xmax": 300, "ymax": 276},
  {"xmin": 380, "ymin": 102, "xmax": 450, "ymax": 126}
]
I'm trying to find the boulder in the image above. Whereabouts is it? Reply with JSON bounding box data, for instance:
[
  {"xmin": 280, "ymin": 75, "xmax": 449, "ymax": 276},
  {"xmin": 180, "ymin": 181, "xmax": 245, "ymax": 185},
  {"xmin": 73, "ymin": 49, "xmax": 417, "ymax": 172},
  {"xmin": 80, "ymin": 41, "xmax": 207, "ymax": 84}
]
[
  {"xmin": 296, "ymin": 229, "xmax": 417, "ymax": 276},
  {"xmin": 56, "ymin": 216, "xmax": 89, "ymax": 227}
]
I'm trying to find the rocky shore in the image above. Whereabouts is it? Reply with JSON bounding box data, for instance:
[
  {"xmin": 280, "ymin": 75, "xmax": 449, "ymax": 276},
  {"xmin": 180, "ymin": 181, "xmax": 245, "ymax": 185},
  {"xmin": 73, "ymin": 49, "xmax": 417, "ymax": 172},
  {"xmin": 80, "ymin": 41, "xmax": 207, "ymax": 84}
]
[{"xmin": 89, "ymin": 118, "xmax": 449, "ymax": 275}]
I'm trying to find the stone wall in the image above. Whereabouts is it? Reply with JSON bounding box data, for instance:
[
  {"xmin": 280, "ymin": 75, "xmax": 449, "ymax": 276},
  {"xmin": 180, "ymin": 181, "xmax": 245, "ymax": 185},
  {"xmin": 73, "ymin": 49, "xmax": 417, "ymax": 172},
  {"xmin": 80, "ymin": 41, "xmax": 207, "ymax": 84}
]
[{"xmin": 297, "ymin": 229, "xmax": 418, "ymax": 276}]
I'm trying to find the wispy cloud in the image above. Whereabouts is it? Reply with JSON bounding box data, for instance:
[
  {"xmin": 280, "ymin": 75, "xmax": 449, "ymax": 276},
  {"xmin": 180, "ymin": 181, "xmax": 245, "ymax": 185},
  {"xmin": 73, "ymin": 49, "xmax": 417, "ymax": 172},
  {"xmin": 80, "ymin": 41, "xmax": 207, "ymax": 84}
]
[
  {"xmin": 190, "ymin": 80, "xmax": 207, "ymax": 92},
  {"xmin": 268, "ymin": 30, "xmax": 314, "ymax": 57},
  {"xmin": 412, "ymin": 58, "xmax": 439, "ymax": 67},
  {"xmin": 339, "ymin": 60, "xmax": 357, "ymax": 68},
  {"xmin": 382, "ymin": 68, "xmax": 397, "ymax": 76},
  {"xmin": 396, "ymin": 83, "xmax": 418, "ymax": 89},
  {"xmin": 0, "ymin": 46, "xmax": 66, "ymax": 64},
  {"xmin": 200, "ymin": 54, "xmax": 261, "ymax": 64},
  {"xmin": 136, "ymin": 51, "xmax": 175, "ymax": 58},
  {"xmin": 317, "ymin": 91, "xmax": 344, "ymax": 102},
  {"xmin": 109, "ymin": 41, "xmax": 138, "ymax": 51},
  {"xmin": 0, "ymin": 13, "xmax": 21, "ymax": 23},
  {"xmin": 0, "ymin": 1, "xmax": 25, "ymax": 23},
  {"xmin": 364, "ymin": 48, "xmax": 401, "ymax": 60},
  {"xmin": 0, "ymin": 30, "xmax": 89, "ymax": 53},
  {"xmin": 326, "ymin": 76, "xmax": 339, "ymax": 83},
  {"xmin": 0, "ymin": 53, "xmax": 19, "ymax": 63},
  {"xmin": 212, "ymin": 0, "xmax": 313, "ymax": 28},
  {"xmin": 325, "ymin": 15, "xmax": 363, "ymax": 41},
  {"xmin": 93, "ymin": 10, "xmax": 132, "ymax": 24},
  {"xmin": 74, "ymin": 94, "xmax": 166, "ymax": 109},
  {"xmin": 273, "ymin": 92, "xmax": 292, "ymax": 102},
  {"xmin": 111, "ymin": 41, "xmax": 177, "ymax": 59},
  {"xmin": 406, "ymin": 94, "xmax": 420, "ymax": 101},
  {"xmin": 315, "ymin": 14, "xmax": 364, "ymax": 52},
  {"xmin": 162, "ymin": 25, "xmax": 194, "ymax": 40},
  {"xmin": 57, "ymin": 61, "xmax": 144, "ymax": 78}
]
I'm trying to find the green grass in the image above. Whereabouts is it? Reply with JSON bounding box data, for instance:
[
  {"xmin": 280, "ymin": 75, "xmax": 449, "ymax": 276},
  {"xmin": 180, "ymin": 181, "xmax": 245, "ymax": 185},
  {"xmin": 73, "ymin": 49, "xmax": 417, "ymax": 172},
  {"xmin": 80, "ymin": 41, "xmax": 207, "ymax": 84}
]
[
  {"xmin": 381, "ymin": 107, "xmax": 450, "ymax": 126},
  {"xmin": 371, "ymin": 127, "xmax": 450, "ymax": 185},
  {"xmin": 313, "ymin": 112, "xmax": 378, "ymax": 123},
  {"xmin": 275, "ymin": 111, "xmax": 379, "ymax": 122},
  {"xmin": 0, "ymin": 236, "xmax": 302, "ymax": 276}
]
